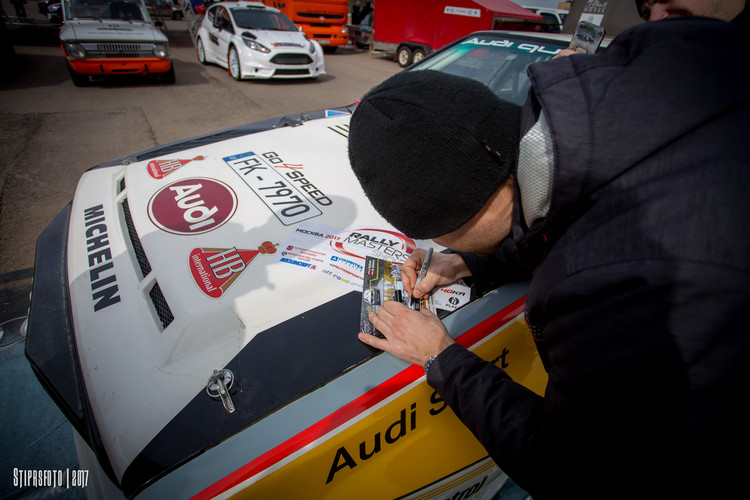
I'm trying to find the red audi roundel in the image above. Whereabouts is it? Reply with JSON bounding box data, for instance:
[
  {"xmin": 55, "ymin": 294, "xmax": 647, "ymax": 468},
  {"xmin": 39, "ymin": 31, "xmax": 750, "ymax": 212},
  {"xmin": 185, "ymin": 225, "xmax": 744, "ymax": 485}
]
[{"xmin": 148, "ymin": 178, "xmax": 238, "ymax": 235}]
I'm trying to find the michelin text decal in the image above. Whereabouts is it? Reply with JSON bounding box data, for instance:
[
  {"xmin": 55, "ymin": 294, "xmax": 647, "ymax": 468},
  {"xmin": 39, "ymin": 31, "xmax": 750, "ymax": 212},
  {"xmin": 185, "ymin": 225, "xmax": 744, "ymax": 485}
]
[{"xmin": 83, "ymin": 205, "xmax": 120, "ymax": 311}]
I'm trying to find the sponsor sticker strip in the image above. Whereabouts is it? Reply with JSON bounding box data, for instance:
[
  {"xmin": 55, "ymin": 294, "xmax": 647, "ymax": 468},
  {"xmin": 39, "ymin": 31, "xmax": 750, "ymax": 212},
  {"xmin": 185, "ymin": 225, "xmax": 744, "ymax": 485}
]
[
  {"xmin": 277, "ymin": 222, "xmax": 416, "ymax": 292},
  {"xmin": 277, "ymin": 222, "xmax": 470, "ymax": 310}
]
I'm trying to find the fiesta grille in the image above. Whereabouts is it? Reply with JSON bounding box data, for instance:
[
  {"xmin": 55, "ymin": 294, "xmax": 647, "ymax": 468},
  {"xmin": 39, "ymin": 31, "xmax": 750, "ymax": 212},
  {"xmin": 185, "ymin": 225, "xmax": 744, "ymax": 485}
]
[
  {"xmin": 271, "ymin": 53, "xmax": 313, "ymax": 65},
  {"xmin": 81, "ymin": 42, "xmax": 155, "ymax": 58},
  {"xmin": 275, "ymin": 69, "xmax": 310, "ymax": 75}
]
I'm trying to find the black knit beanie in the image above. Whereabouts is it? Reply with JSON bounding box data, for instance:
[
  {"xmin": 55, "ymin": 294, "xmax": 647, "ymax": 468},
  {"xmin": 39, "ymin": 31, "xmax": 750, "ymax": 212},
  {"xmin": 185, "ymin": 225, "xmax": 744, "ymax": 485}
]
[{"xmin": 348, "ymin": 69, "xmax": 520, "ymax": 239}]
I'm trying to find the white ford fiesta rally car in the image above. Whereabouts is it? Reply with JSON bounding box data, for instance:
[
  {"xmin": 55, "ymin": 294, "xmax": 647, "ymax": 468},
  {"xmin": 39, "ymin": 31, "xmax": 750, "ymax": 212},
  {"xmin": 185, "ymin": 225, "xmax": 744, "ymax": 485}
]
[
  {"xmin": 25, "ymin": 31, "xmax": 590, "ymax": 499},
  {"xmin": 195, "ymin": 1, "xmax": 325, "ymax": 80}
]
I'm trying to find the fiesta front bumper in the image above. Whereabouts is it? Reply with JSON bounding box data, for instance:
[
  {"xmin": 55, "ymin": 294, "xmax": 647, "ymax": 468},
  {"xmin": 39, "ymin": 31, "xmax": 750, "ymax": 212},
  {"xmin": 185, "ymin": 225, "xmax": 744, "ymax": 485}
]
[{"xmin": 240, "ymin": 50, "xmax": 325, "ymax": 79}]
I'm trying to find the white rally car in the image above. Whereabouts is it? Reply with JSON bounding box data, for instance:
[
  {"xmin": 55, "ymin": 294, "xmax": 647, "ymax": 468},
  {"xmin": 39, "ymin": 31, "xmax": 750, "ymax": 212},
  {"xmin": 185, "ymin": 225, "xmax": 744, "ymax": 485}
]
[
  {"xmin": 195, "ymin": 1, "xmax": 325, "ymax": 80},
  {"xmin": 26, "ymin": 31, "xmax": 582, "ymax": 499}
]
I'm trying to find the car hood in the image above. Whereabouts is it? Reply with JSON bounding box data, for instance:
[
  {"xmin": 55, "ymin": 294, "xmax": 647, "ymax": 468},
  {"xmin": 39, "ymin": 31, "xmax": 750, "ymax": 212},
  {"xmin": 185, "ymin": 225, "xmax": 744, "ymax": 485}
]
[
  {"xmin": 245, "ymin": 29, "xmax": 312, "ymax": 49},
  {"xmin": 54, "ymin": 109, "xmax": 429, "ymax": 482},
  {"xmin": 61, "ymin": 19, "xmax": 167, "ymax": 42}
]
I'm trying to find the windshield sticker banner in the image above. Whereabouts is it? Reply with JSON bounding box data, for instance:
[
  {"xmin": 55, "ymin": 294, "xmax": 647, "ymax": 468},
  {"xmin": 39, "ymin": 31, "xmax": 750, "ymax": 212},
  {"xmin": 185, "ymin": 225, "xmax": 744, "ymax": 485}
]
[
  {"xmin": 461, "ymin": 37, "xmax": 561, "ymax": 55},
  {"xmin": 190, "ymin": 242, "xmax": 278, "ymax": 298},
  {"xmin": 224, "ymin": 151, "xmax": 323, "ymax": 226}
]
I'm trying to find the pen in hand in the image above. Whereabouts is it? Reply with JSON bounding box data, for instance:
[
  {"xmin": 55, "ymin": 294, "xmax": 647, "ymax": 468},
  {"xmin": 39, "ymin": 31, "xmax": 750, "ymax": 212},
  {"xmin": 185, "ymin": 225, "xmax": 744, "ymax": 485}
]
[{"xmin": 410, "ymin": 247, "xmax": 433, "ymax": 311}]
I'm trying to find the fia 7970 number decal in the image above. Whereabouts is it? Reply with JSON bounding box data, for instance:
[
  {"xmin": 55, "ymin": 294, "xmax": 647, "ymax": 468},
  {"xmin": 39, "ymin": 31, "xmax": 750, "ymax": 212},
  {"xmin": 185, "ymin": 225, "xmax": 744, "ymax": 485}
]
[{"xmin": 224, "ymin": 151, "xmax": 322, "ymax": 225}]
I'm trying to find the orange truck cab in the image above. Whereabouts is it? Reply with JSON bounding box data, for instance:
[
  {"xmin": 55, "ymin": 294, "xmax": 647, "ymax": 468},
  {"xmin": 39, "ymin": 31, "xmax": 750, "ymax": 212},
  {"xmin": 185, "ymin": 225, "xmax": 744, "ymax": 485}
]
[
  {"xmin": 265, "ymin": 0, "xmax": 349, "ymax": 52},
  {"xmin": 60, "ymin": 0, "xmax": 175, "ymax": 85}
]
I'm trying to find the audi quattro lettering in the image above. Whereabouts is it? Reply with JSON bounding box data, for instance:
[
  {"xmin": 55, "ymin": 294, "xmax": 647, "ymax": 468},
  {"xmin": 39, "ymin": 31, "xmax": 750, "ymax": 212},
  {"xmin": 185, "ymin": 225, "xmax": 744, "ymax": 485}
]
[
  {"xmin": 60, "ymin": 0, "xmax": 175, "ymax": 86},
  {"xmin": 25, "ymin": 30, "xmax": 587, "ymax": 499}
]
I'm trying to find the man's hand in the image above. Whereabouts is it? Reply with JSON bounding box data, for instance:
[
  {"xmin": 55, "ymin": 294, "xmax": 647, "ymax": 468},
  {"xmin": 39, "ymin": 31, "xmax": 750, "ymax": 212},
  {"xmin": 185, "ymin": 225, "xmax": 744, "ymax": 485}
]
[
  {"xmin": 401, "ymin": 250, "xmax": 471, "ymax": 299},
  {"xmin": 553, "ymin": 47, "xmax": 587, "ymax": 59},
  {"xmin": 358, "ymin": 301, "xmax": 455, "ymax": 366}
]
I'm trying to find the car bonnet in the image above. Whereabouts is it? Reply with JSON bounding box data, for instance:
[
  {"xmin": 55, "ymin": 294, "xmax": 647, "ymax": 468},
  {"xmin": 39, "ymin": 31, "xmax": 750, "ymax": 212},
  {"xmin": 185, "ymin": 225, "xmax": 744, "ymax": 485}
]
[
  {"xmin": 249, "ymin": 29, "xmax": 312, "ymax": 50},
  {"xmin": 60, "ymin": 110, "xmax": 420, "ymax": 484},
  {"xmin": 61, "ymin": 19, "xmax": 167, "ymax": 43}
]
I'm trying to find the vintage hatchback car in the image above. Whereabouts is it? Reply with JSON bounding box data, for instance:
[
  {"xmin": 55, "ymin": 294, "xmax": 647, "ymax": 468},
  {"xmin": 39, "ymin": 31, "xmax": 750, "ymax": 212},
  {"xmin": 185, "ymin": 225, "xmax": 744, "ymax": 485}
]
[
  {"xmin": 60, "ymin": 0, "xmax": 175, "ymax": 85},
  {"xmin": 195, "ymin": 1, "xmax": 325, "ymax": 80},
  {"xmin": 27, "ymin": 31, "xmax": 580, "ymax": 499}
]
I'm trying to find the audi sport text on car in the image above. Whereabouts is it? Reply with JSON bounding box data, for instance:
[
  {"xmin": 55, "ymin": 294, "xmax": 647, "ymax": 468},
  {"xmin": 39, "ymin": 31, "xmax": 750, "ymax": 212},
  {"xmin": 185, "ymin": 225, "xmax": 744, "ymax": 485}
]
[{"xmin": 195, "ymin": 1, "xmax": 325, "ymax": 80}]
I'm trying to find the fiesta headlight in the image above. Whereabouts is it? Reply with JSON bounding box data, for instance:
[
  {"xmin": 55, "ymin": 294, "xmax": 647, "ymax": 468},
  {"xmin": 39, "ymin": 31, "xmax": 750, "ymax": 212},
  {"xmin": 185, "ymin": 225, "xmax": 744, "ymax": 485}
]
[
  {"xmin": 65, "ymin": 42, "xmax": 86, "ymax": 59},
  {"xmin": 153, "ymin": 43, "xmax": 169, "ymax": 58},
  {"xmin": 243, "ymin": 38, "xmax": 270, "ymax": 53}
]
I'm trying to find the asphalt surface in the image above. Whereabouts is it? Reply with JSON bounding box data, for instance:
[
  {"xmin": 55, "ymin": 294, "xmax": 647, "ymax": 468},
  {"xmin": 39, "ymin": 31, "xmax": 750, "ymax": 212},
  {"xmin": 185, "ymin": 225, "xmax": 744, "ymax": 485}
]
[{"xmin": 0, "ymin": 8, "xmax": 400, "ymax": 498}]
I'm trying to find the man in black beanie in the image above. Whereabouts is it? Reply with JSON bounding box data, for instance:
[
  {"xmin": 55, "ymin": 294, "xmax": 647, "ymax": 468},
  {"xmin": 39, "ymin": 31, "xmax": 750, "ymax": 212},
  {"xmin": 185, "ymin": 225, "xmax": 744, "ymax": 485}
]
[{"xmin": 348, "ymin": 10, "xmax": 750, "ymax": 498}]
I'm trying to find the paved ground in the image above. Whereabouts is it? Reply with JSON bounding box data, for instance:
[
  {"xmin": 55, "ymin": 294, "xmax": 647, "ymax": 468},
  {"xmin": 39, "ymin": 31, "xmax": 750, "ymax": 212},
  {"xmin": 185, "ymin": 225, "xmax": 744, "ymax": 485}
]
[{"xmin": 0, "ymin": 6, "xmax": 400, "ymax": 498}]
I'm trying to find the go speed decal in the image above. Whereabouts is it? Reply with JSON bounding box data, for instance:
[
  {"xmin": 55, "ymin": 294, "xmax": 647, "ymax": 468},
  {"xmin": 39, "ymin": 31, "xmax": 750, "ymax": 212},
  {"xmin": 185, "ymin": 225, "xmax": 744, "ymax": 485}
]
[
  {"xmin": 189, "ymin": 242, "xmax": 278, "ymax": 298},
  {"xmin": 224, "ymin": 151, "xmax": 330, "ymax": 226},
  {"xmin": 147, "ymin": 178, "xmax": 237, "ymax": 235}
]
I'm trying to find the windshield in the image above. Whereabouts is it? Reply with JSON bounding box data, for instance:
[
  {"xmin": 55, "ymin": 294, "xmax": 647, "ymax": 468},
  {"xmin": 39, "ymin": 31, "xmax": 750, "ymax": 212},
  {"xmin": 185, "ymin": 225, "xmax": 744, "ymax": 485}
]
[
  {"xmin": 411, "ymin": 34, "xmax": 566, "ymax": 106},
  {"xmin": 63, "ymin": 0, "xmax": 149, "ymax": 22},
  {"xmin": 231, "ymin": 8, "xmax": 298, "ymax": 31}
]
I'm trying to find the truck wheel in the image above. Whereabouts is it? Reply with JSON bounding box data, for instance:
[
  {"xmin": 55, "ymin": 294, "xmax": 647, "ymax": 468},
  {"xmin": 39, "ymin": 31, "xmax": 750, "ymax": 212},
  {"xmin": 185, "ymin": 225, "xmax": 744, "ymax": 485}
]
[
  {"xmin": 397, "ymin": 46, "xmax": 413, "ymax": 67},
  {"xmin": 412, "ymin": 48, "xmax": 426, "ymax": 65}
]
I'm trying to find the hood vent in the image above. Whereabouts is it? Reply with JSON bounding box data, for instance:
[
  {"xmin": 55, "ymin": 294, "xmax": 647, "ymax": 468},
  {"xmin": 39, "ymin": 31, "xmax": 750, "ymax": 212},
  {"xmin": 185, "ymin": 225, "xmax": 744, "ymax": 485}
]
[
  {"xmin": 122, "ymin": 199, "xmax": 152, "ymax": 278},
  {"xmin": 120, "ymin": 197, "xmax": 174, "ymax": 330}
]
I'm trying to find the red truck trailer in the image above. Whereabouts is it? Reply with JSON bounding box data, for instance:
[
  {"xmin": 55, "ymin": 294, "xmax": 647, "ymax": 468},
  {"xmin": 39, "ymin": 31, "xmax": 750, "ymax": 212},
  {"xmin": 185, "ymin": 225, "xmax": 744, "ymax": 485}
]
[{"xmin": 372, "ymin": 0, "xmax": 544, "ymax": 66}]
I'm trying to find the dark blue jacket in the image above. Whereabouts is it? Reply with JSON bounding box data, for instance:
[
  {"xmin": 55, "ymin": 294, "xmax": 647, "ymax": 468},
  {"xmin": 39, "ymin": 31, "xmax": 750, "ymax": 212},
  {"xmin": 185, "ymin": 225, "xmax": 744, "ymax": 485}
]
[{"xmin": 431, "ymin": 16, "xmax": 750, "ymax": 499}]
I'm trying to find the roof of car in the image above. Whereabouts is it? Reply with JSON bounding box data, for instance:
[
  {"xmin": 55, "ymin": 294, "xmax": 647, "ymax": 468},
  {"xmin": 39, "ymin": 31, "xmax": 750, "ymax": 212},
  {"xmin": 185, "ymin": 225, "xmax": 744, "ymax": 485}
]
[{"xmin": 210, "ymin": 1, "xmax": 274, "ymax": 8}]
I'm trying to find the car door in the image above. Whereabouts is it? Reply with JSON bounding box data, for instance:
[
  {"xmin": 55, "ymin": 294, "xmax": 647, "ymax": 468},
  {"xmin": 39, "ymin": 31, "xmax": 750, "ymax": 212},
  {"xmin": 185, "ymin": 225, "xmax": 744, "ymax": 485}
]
[
  {"xmin": 211, "ymin": 6, "xmax": 235, "ymax": 69},
  {"xmin": 201, "ymin": 5, "xmax": 219, "ymax": 64}
]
